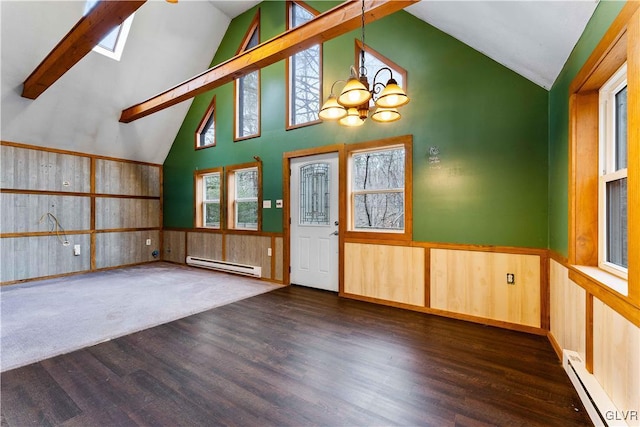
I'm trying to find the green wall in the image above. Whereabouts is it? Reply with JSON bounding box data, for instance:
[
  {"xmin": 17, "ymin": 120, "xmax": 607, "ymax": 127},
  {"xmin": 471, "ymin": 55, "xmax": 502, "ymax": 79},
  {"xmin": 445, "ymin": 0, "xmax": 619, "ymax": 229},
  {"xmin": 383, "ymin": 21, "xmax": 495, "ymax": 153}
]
[
  {"xmin": 164, "ymin": 1, "xmax": 549, "ymax": 248},
  {"xmin": 548, "ymin": 1, "xmax": 625, "ymax": 256}
]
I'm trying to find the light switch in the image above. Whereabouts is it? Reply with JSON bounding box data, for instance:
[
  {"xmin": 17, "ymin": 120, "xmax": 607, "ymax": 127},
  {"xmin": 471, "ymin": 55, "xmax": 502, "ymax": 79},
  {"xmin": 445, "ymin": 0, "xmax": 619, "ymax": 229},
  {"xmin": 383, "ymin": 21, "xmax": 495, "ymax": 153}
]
[
  {"xmin": 263, "ymin": 200, "xmax": 272, "ymax": 209},
  {"xmin": 276, "ymin": 199, "xmax": 283, "ymax": 208}
]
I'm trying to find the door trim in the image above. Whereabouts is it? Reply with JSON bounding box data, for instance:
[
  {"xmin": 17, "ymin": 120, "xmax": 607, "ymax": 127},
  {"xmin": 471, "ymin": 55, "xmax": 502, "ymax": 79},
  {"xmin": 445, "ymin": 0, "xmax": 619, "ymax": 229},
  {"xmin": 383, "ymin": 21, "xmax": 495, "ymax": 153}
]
[{"xmin": 283, "ymin": 144, "xmax": 345, "ymax": 292}]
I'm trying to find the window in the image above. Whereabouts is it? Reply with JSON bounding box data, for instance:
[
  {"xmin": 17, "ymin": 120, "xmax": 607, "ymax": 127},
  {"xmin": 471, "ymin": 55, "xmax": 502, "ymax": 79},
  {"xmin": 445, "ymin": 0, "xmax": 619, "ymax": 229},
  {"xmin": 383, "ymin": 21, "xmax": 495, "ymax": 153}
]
[
  {"xmin": 355, "ymin": 40, "xmax": 407, "ymax": 106},
  {"xmin": 235, "ymin": 13, "xmax": 260, "ymax": 140},
  {"xmin": 599, "ymin": 64, "xmax": 628, "ymax": 279},
  {"xmin": 227, "ymin": 163, "xmax": 261, "ymax": 230},
  {"xmin": 196, "ymin": 97, "xmax": 216, "ymax": 149},
  {"xmin": 568, "ymin": 4, "xmax": 638, "ymax": 305},
  {"xmin": 346, "ymin": 136, "xmax": 412, "ymax": 240},
  {"xmin": 287, "ymin": 1, "xmax": 321, "ymax": 129},
  {"xmin": 299, "ymin": 162, "xmax": 330, "ymax": 225},
  {"xmin": 195, "ymin": 168, "xmax": 222, "ymax": 228},
  {"xmin": 84, "ymin": 0, "xmax": 134, "ymax": 61}
]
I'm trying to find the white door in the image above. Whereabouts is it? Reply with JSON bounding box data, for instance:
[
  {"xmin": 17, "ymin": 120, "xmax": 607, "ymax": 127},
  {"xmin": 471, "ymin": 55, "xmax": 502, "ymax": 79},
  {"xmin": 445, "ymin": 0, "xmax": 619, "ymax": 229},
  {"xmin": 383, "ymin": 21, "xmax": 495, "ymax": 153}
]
[{"xmin": 290, "ymin": 153, "xmax": 339, "ymax": 291}]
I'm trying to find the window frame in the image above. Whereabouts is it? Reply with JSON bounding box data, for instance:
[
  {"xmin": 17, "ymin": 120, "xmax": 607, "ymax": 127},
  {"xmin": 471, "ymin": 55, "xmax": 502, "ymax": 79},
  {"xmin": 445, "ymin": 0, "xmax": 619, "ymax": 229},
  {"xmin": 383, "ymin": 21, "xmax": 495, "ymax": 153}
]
[
  {"xmin": 598, "ymin": 64, "xmax": 628, "ymax": 280},
  {"xmin": 195, "ymin": 96, "xmax": 216, "ymax": 150},
  {"xmin": 354, "ymin": 40, "xmax": 408, "ymax": 102},
  {"xmin": 568, "ymin": 2, "xmax": 638, "ymax": 312},
  {"xmin": 194, "ymin": 167, "xmax": 223, "ymax": 229},
  {"xmin": 285, "ymin": 0, "xmax": 322, "ymax": 130},
  {"xmin": 234, "ymin": 11, "xmax": 261, "ymax": 142},
  {"xmin": 226, "ymin": 161, "xmax": 262, "ymax": 231},
  {"xmin": 84, "ymin": 0, "xmax": 134, "ymax": 61},
  {"xmin": 345, "ymin": 135, "xmax": 412, "ymax": 241}
]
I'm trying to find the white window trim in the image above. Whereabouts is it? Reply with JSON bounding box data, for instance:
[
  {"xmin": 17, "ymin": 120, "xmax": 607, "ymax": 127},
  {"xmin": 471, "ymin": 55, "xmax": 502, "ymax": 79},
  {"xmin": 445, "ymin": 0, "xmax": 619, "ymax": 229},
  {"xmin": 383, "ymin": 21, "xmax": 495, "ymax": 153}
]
[
  {"xmin": 84, "ymin": 0, "xmax": 134, "ymax": 62},
  {"xmin": 232, "ymin": 167, "xmax": 259, "ymax": 230},
  {"xmin": 93, "ymin": 14, "xmax": 134, "ymax": 61},
  {"xmin": 347, "ymin": 144, "xmax": 406, "ymax": 234},
  {"xmin": 202, "ymin": 172, "xmax": 221, "ymax": 229},
  {"xmin": 598, "ymin": 62, "xmax": 628, "ymax": 284}
]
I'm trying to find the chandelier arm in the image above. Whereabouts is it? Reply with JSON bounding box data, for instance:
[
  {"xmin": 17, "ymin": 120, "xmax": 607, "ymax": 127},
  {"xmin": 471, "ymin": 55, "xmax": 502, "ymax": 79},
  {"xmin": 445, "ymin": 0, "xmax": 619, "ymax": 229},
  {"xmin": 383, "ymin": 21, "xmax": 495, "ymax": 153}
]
[
  {"xmin": 372, "ymin": 66, "xmax": 393, "ymax": 86},
  {"xmin": 329, "ymin": 79, "xmax": 347, "ymax": 96},
  {"xmin": 370, "ymin": 66, "xmax": 393, "ymax": 100}
]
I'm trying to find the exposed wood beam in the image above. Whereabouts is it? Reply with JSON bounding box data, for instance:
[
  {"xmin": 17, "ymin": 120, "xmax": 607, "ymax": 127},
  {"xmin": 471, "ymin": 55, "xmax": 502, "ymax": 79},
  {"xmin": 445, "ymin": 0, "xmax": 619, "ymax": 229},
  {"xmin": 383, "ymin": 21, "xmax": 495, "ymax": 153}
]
[
  {"xmin": 119, "ymin": 0, "xmax": 417, "ymax": 123},
  {"xmin": 22, "ymin": 1, "xmax": 146, "ymax": 100}
]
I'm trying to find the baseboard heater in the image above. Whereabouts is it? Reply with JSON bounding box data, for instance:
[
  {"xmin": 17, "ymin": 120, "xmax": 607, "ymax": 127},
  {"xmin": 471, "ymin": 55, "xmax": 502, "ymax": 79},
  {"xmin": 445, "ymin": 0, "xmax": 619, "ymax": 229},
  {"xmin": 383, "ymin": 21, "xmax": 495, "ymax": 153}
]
[
  {"xmin": 563, "ymin": 350, "xmax": 632, "ymax": 427},
  {"xmin": 186, "ymin": 256, "xmax": 262, "ymax": 278}
]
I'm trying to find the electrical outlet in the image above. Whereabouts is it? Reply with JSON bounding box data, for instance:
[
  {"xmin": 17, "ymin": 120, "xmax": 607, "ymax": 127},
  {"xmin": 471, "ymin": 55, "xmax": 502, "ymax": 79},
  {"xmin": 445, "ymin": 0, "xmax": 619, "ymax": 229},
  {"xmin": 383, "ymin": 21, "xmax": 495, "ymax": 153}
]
[
  {"xmin": 267, "ymin": 248, "xmax": 272, "ymax": 257},
  {"xmin": 146, "ymin": 238, "xmax": 151, "ymax": 246},
  {"xmin": 73, "ymin": 244, "xmax": 81, "ymax": 256},
  {"xmin": 507, "ymin": 273, "xmax": 515, "ymax": 285}
]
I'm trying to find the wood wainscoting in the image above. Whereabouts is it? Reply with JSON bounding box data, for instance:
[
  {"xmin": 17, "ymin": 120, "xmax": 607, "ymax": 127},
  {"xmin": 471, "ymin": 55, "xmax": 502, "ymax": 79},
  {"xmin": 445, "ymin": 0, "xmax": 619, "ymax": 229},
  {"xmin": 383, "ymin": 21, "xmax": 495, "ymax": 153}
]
[
  {"xmin": 0, "ymin": 141, "xmax": 162, "ymax": 285},
  {"xmin": 430, "ymin": 249, "xmax": 541, "ymax": 328},
  {"xmin": 163, "ymin": 228, "xmax": 284, "ymax": 284},
  {"xmin": 548, "ymin": 254, "xmax": 640, "ymax": 424},
  {"xmin": 344, "ymin": 243, "xmax": 425, "ymax": 306},
  {"xmin": 342, "ymin": 239, "xmax": 548, "ymax": 335}
]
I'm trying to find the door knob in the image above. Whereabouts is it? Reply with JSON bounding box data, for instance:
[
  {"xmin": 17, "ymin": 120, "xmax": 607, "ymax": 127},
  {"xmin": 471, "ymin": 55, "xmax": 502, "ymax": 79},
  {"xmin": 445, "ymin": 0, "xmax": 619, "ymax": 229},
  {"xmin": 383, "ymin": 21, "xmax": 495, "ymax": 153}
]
[{"xmin": 329, "ymin": 230, "xmax": 338, "ymax": 236}]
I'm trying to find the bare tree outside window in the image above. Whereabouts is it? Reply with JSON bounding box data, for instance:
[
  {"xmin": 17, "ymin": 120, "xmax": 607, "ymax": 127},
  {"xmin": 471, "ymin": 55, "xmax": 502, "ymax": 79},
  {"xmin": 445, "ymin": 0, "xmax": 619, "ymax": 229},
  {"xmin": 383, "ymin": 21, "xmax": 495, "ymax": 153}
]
[
  {"xmin": 235, "ymin": 168, "xmax": 258, "ymax": 229},
  {"xmin": 199, "ymin": 114, "xmax": 215, "ymax": 148},
  {"xmin": 203, "ymin": 173, "xmax": 220, "ymax": 227},
  {"xmin": 351, "ymin": 147, "xmax": 405, "ymax": 230},
  {"xmin": 238, "ymin": 71, "xmax": 259, "ymax": 137},
  {"xmin": 289, "ymin": 2, "xmax": 320, "ymax": 126},
  {"xmin": 237, "ymin": 25, "xmax": 260, "ymax": 138}
]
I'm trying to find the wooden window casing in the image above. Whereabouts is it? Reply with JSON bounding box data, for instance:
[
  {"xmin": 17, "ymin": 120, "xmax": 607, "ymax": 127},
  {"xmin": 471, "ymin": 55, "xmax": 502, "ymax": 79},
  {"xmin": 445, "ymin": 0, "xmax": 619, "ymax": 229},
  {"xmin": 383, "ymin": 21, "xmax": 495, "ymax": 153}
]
[
  {"xmin": 354, "ymin": 40, "xmax": 407, "ymax": 100},
  {"xmin": 234, "ymin": 11, "xmax": 261, "ymax": 142},
  {"xmin": 286, "ymin": 1, "xmax": 322, "ymax": 130},
  {"xmin": 195, "ymin": 96, "xmax": 216, "ymax": 150},
  {"xmin": 568, "ymin": 3, "xmax": 639, "ymax": 330},
  {"xmin": 344, "ymin": 135, "xmax": 412, "ymax": 242},
  {"xmin": 194, "ymin": 167, "xmax": 223, "ymax": 229},
  {"xmin": 226, "ymin": 161, "xmax": 262, "ymax": 231}
]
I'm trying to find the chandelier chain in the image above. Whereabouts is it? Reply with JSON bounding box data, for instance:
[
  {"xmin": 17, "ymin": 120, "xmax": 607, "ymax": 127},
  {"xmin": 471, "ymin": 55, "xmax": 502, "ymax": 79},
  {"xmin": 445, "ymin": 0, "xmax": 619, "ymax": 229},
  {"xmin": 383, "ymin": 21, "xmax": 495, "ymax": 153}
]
[{"xmin": 360, "ymin": 0, "xmax": 366, "ymax": 77}]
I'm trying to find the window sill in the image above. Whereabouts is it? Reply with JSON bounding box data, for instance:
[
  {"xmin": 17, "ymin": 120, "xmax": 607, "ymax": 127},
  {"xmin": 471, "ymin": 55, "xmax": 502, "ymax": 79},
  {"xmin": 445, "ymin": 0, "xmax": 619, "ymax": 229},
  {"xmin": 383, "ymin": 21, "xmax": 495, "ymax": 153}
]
[{"xmin": 572, "ymin": 265, "xmax": 628, "ymax": 297}]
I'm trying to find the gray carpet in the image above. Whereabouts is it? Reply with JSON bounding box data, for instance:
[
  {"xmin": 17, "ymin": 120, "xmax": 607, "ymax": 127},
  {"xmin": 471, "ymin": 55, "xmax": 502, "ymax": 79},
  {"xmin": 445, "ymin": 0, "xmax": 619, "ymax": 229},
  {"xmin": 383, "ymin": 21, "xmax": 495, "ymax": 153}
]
[{"xmin": 0, "ymin": 262, "xmax": 280, "ymax": 372}]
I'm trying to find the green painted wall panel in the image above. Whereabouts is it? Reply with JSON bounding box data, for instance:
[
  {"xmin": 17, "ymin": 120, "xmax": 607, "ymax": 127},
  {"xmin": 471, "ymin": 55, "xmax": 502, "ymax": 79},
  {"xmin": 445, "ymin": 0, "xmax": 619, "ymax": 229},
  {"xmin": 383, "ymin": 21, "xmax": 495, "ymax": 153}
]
[
  {"xmin": 164, "ymin": 2, "xmax": 549, "ymax": 248},
  {"xmin": 548, "ymin": 1, "xmax": 625, "ymax": 256}
]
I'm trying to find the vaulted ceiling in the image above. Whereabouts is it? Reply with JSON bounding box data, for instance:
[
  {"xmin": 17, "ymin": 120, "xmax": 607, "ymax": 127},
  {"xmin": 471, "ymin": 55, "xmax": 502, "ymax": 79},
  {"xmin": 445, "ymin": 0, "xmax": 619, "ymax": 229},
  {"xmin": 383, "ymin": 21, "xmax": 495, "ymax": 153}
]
[{"xmin": 0, "ymin": 1, "xmax": 599, "ymax": 164}]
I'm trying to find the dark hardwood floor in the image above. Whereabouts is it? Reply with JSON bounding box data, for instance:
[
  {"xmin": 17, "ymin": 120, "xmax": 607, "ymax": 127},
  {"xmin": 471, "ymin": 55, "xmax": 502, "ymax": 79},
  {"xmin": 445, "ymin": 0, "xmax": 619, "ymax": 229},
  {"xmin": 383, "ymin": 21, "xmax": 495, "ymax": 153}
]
[{"xmin": 2, "ymin": 285, "xmax": 592, "ymax": 426}]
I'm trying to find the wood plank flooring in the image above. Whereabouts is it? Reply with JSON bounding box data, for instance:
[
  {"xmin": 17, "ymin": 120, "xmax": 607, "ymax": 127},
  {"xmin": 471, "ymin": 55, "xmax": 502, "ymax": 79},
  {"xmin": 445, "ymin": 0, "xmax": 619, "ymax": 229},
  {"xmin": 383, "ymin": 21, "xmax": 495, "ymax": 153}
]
[{"xmin": 1, "ymin": 285, "xmax": 592, "ymax": 426}]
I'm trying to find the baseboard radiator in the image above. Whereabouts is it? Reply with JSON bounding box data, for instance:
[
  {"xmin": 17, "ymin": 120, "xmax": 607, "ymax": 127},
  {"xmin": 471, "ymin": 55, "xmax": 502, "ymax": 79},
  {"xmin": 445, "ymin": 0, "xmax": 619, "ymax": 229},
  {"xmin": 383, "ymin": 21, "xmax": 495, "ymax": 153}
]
[
  {"xmin": 563, "ymin": 350, "xmax": 632, "ymax": 427},
  {"xmin": 186, "ymin": 256, "xmax": 262, "ymax": 278}
]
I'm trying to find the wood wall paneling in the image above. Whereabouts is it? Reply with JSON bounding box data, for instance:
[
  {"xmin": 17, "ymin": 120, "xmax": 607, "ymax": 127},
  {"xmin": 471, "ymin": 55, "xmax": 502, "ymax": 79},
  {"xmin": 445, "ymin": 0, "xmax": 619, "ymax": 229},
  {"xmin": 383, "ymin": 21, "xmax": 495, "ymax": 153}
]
[
  {"xmin": 1, "ymin": 144, "xmax": 162, "ymax": 284},
  {"xmin": 0, "ymin": 145, "xmax": 90, "ymax": 192},
  {"xmin": 186, "ymin": 232, "xmax": 223, "ymax": 261},
  {"xmin": 94, "ymin": 159, "xmax": 161, "ymax": 197},
  {"xmin": 94, "ymin": 230, "xmax": 160, "ymax": 269},
  {"xmin": 225, "ymin": 234, "xmax": 272, "ymax": 279},
  {"xmin": 430, "ymin": 249, "xmax": 541, "ymax": 327},
  {"xmin": 95, "ymin": 197, "xmax": 161, "ymax": 230},
  {"xmin": 593, "ymin": 297, "xmax": 640, "ymax": 417},
  {"xmin": 1, "ymin": 193, "xmax": 91, "ymax": 234},
  {"xmin": 549, "ymin": 260, "xmax": 587, "ymax": 361},
  {"xmin": 274, "ymin": 236, "xmax": 283, "ymax": 282},
  {"xmin": 1, "ymin": 234, "xmax": 91, "ymax": 282},
  {"xmin": 163, "ymin": 230, "xmax": 186, "ymax": 264},
  {"xmin": 344, "ymin": 243, "xmax": 425, "ymax": 306}
]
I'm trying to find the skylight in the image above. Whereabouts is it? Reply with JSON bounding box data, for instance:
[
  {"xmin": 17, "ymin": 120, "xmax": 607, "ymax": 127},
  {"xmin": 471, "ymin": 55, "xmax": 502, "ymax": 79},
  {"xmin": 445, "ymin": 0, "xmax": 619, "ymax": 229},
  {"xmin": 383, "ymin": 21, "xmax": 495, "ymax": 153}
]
[{"xmin": 84, "ymin": 0, "xmax": 134, "ymax": 61}]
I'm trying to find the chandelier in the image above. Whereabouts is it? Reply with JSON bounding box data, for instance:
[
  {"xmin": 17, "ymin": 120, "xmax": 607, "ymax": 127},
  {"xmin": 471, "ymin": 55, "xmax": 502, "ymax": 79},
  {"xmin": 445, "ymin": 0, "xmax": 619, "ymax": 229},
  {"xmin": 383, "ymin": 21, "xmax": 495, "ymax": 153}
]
[{"xmin": 318, "ymin": 0, "xmax": 409, "ymax": 126}]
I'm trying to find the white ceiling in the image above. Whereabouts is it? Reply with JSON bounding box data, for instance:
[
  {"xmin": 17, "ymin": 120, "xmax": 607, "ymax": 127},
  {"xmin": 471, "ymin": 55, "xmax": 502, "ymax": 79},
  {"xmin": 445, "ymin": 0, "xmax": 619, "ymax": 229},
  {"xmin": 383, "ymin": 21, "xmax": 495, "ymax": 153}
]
[
  {"xmin": 1, "ymin": 1, "xmax": 599, "ymax": 164},
  {"xmin": 406, "ymin": 1, "xmax": 599, "ymax": 89}
]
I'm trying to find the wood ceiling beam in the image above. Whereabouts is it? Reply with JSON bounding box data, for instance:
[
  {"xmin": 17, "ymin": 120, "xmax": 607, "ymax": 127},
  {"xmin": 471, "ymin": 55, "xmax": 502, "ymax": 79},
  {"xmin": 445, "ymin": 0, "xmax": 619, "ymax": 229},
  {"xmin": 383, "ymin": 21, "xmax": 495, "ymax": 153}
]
[
  {"xmin": 119, "ymin": 0, "xmax": 417, "ymax": 123},
  {"xmin": 22, "ymin": 1, "xmax": 146, "ymax": 100}
]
